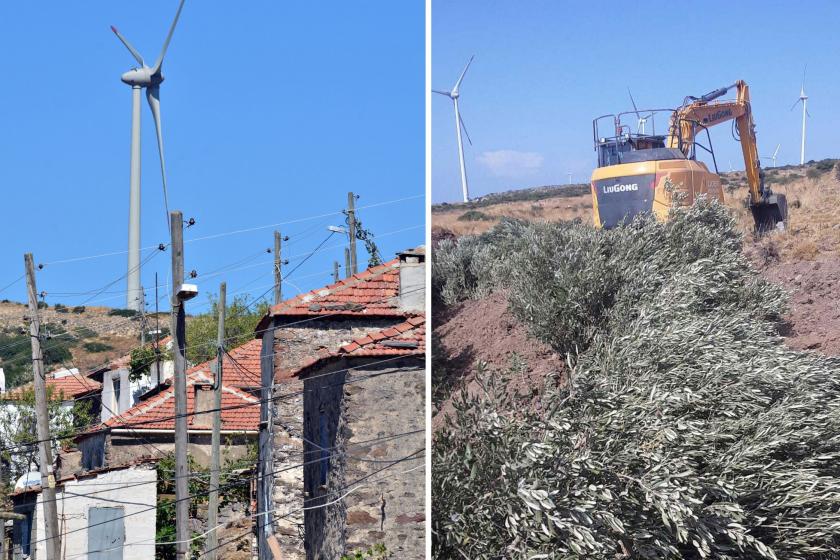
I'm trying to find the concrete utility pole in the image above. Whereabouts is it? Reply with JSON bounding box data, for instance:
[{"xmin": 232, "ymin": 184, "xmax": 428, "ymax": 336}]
[
  {"xmin": 206, "ymin": 282, "xmax": 225, "ymax": 560},
  {"xmin": 24, "ymin": 254, "xmax": 61, "ymax": 560},
  {"xmin": 273, "ymin": 231, "xmax": 283, "ymax": 305},
  {"xmin": 347, "ymin": 191, "xmax": 358, "ymax": 275},
  {"xmin": 169, "ymin": 211, "xmax": 189, "ymax": 560},
  {"xmin": 344, "ymin": 248, "xmax": 351, "ymax": 279},
  {"xmin": 333, "ymin": 261, "xmax": 340, "ymax": 283}
]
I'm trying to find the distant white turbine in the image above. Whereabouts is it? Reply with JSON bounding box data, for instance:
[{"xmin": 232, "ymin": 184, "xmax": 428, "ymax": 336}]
[
  {"xmin": 567, "ymin": 172, "xmax": 573, "ymax": 185},
  {"xmin": 762, "ymin": 144, "xmax": 781, "ymax": 168},
  {"xmin": 628, "ymin": 88, "xmax": 654, "ymax": 135},
  {"xmin": 791, "ymin": 66, "xmax": 810, "ymax": 165},
  {"xmin": 434, "ymin": 56, "xmax": 475, "ymax": 203}
]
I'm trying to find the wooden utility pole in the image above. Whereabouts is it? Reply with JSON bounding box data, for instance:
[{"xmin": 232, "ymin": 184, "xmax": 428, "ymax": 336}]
[
  {"xmin": 273, "ymin": 231, "xmax": 283, "ymax": 305},
  {"xmin": 24, "ymin": 253, "xmax": 60, "ymax": 560},
  {"xmin": 347, "ymin": 191, "xmax": 358, "ymax": 275},
  {"xmin": 344, "ymin": 248, "xmax": 351, "ymax": 279},
  {"xmin": 333, "ymin": 261, "xmax": 340, "ymax": 283},
  {"xmin": 206, "ymin": 282, "xmax": 226, "ymax": 560},
  {"xmin": 169, "ymin": 211, "xmax": 190, "ymax": 560}
]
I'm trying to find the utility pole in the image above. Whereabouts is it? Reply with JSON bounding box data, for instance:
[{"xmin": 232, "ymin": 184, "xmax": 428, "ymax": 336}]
[
  {"xmin": 206, "ymin": 282, "xmax": 225, "ymax": 560},
  {"xmin": 273, "ymin": 231, "xmax": 282, "ymax": 305},
  {"xmin": 344, "ymin": 248, "xmax": 351, "ymax": 279},
  {"xmin": 140, "ymin": 286, "xmax": 147, "ymax": 346},
  {"xmin": 169, "ymin": 211, "xmax": 189, "ymax": 560},
  {"xmin": 333, "ymin": 261, "xmax": 340, "ymax": 283},
  {"xmin": 24, "ymin": 253, "xmax": 61, "ymax": 560},
  {"xmin": 347, "ymin": 191, "xmax": 358, "ymax": 275}
]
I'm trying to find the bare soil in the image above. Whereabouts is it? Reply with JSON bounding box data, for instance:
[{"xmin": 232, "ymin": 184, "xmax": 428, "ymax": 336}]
[
  {"xmin": 760, "ymin": 258, "xmax": 840, "ymax": 355},
  {"xmin": 432, "ymin": 290, "xmax": 564, "ymax": 428}
]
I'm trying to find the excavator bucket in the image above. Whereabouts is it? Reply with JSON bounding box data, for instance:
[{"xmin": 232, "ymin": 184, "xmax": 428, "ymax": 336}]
[{"xmin": 751, "ymin": 193, "xmax": 788, "ymax": 233}]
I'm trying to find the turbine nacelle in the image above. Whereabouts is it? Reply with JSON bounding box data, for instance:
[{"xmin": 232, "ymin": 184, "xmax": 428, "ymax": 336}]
[{"xmin": 120, "ymin": 67, "xmax": 163, "ymax": 87}]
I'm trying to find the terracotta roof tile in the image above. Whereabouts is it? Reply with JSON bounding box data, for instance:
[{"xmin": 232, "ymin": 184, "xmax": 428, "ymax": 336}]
[
  {"xmin": 290, "ymin": 316, "xmax": 425, "ymax": 378},
  {"xmin": 3, "ymin": 369, "xmax": 101, "ymax": 401},
  {"xmin": 98, "ymin": 344, "xmax": 262, "ymax": 433},
  {"xmin": 100, "ymin": 373, "xmax": 258, "ymax": 433},
  {"xmin": 268, "ymin": 258, "xmax": 403, "ymax": 318}
]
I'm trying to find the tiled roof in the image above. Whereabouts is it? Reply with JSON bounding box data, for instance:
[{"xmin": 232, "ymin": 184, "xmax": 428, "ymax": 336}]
[
  {"xmin": 291, "ymin": 315, "xmax": 425, "ymax": 377},
  {"xmin": 189, "ymin": 339, "xmax": 263, "ymax": 389},
  {"xmin": 100, "ymin": 367, "xmax": 259, "ymax": 433},
  {"xmin": 268, "ymin": 258, "xmax": 403, "ymax": 318},
  {"xmin": 3, "ymin": 369, "xmax": 101, "ymax": 401}
]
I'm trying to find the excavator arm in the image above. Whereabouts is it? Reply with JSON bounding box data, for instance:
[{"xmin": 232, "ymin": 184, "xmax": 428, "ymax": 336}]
[{"xmin": 666, "ymin": 81, "xmax": 787, "ymax": 231}]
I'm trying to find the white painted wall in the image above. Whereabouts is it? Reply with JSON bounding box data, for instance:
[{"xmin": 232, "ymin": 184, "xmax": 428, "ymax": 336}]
[{"xmin": 33, "ymin": 465, "xmax": 157, "ymax": 559}]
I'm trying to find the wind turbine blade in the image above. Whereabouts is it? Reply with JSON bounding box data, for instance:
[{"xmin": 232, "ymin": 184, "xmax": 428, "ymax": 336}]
[
  {"xmin": 451, "ymin": 55, "xmax": 474, "ymax": 94},
  {"xmin": 773, "ymin": 144, "xmax": 780, "ymax": 158},
  {"xmin": 458, "ymin": 112, "xmax": 472, "ymax": 146},
  {"xmin": 627, "ymin": 88, "xmax": 641, "ymax": 118},
  {"xmin": 790, "ymin": 99, "xmax": 801, "ymax": 111},
  {"xmin": 152, "ymin": 0, "xmax": 186, "ymax": 74},
  {"xmin": 432, "ymin": 89, "xmax": 451, "ymax": 96},
  {"xmin": 146, "ymin": 85, "xmax": 170, "ymax": 221},
  {"xmin": 110, "ymin": 26, "xmax": 145, "ymax": 66}
]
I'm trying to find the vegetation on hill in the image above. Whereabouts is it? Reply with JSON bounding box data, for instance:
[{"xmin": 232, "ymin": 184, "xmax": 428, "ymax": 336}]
[{"xmin": 433, "ymin": 200, "xmax": 840, "ymax": 559}]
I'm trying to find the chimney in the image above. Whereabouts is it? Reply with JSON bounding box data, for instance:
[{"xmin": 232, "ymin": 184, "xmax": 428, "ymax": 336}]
[{"xmin": 398, "ymin": 246, "xmax": 425, "ymax": 313}]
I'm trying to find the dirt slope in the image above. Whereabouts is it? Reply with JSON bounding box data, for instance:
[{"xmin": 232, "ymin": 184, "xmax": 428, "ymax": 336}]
[{"xmin": 433, "ymin": 290, "xmax": 564, "ymax": 427}]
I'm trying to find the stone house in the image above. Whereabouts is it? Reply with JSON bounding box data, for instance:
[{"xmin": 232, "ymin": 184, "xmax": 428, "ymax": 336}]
[
  {"xmin": 255, "ymin": 248, "xmax": 425, "ymax": 559},
  {"xmin": 67, "ymin": 347, "xmax": 261, "ymax": 474},
  {"xmin": 296, "ymin": 316, "xmax": 425, "ymax": 558}
]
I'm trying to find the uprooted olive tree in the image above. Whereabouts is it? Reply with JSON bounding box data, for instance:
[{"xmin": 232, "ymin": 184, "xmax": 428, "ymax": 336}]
[{"xmin": 433, "ymin": 200, "xmax": 840, "ymax": 559}]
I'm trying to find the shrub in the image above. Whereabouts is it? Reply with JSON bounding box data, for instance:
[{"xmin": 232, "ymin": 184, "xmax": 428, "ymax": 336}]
[
  {"xmin": 71, "ymin": 306, "xmax": 86, "ymax": 314},
  {"xmin": 432, "ymin": 200, "xmax": 840, "ymax": 559},
  {"xmin": 457, "ymin": 210, "xmax": 492, "ymax": 222},
  {"xmin": 806, "ymin": 168, "xmax": 820, "ymax": 180},
  {"xmin": 108, "ymin": 308, "xmax": 138, "ymax": 318},
  {"xmin": 82, "ymin": 341, "xmax": 113, "ymax": 353},
  {"xmin": 55, "ymin": 304, "xmax": 68, "ymax": 313},
  {"xmin": 37, "ymin": 301, "xmax": 48, "ymax": 310},
  {"xmin": 74, "ymin": 326, "xmax": 97, "ymax": 339}
]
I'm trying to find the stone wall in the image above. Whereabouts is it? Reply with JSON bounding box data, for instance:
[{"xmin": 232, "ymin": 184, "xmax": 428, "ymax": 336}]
[
  {"xmin": 300, "ymin": 356, "xmax": 425, "ymax": 559},
  {"xmin": 269, "ymin": 317, "xmax": 404, "ymax": 559}
]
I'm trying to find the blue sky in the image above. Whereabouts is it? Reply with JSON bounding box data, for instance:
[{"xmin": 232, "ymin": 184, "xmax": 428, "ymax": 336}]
[
  {"xmin": 0, "ymin": 1, "xmax": 424, "ymax": 314},
  {"xmin": 432, "ymin": 0, "xmax": 840, "ymax": 202}
]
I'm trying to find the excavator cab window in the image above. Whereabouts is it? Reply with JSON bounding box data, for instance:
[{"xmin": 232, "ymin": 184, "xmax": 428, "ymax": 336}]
[{"xmin": 593, "ymin": 111, "xmax": 681, "ymax": 168}]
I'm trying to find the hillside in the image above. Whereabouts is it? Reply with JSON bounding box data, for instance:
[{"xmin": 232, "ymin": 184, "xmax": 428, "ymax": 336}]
[{"xmin": 0, "ymin": 301, "xmax": 166, "ymax": 389}]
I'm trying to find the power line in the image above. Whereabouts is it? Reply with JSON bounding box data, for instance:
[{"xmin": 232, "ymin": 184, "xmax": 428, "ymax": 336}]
[{"xmin": 37, "ymin": 194, "xmax": 421, "ymax": 267}]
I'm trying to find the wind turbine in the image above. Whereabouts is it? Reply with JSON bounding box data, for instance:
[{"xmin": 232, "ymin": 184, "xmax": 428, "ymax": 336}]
[
  {"xmin": 112, "ymin": 0, "xmax": 186, "ymax": 311},
  {"xmin": 628, "ymin": 88, "xmax": 654, "ymax": 135},
  {"xmin": 434, "ymin": 56, "xmax": 474, "ymax": 203},
  {"xmin": 791, "ymin": 66, "xmax": 810, "ymax": 166},
  {"xmin": 762, "ymin": 144, "xmax": 781, "ymax": 168}
]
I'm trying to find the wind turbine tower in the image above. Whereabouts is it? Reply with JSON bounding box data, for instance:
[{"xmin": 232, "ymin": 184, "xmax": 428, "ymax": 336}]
[
  {"xmin": 112, "ymin": 0, "xmax": 186, "ymax": 311},
  {"xmin": 434, "ymin": 56, "xmax": 475, "ymax": 203},
  {"xmin": 791, "ymin": 67, "xmax": 809, "ymax": 166}
]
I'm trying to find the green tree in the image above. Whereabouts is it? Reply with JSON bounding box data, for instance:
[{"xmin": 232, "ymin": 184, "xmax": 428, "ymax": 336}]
[
  {"xmin": 186, "ymin": 294, "xmax": 268, "ymax": 365},
  {"xmin": 0, "ymin": 386, "xmax": 94, "ymax": 485}
]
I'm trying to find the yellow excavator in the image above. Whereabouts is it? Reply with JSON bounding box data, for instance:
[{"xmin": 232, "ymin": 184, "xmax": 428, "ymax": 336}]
[{"xmin": 590, "ymin": 80, "xmax": 787, "ymax": 231}]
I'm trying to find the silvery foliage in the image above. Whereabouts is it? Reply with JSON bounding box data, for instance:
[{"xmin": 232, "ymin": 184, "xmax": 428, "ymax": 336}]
[{"xmin": 434, "ymin": 200, "xmax": 840, "ymax": 559}]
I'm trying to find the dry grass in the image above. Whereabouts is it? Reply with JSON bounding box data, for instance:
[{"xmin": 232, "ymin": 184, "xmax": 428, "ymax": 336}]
[
  {"xmin": 433, "ymin": 194, "xmax": 593, "ymax": 236},
  {"xmin": 433, "ymin": 162, "xmax": 840, "ymax": 263}
]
